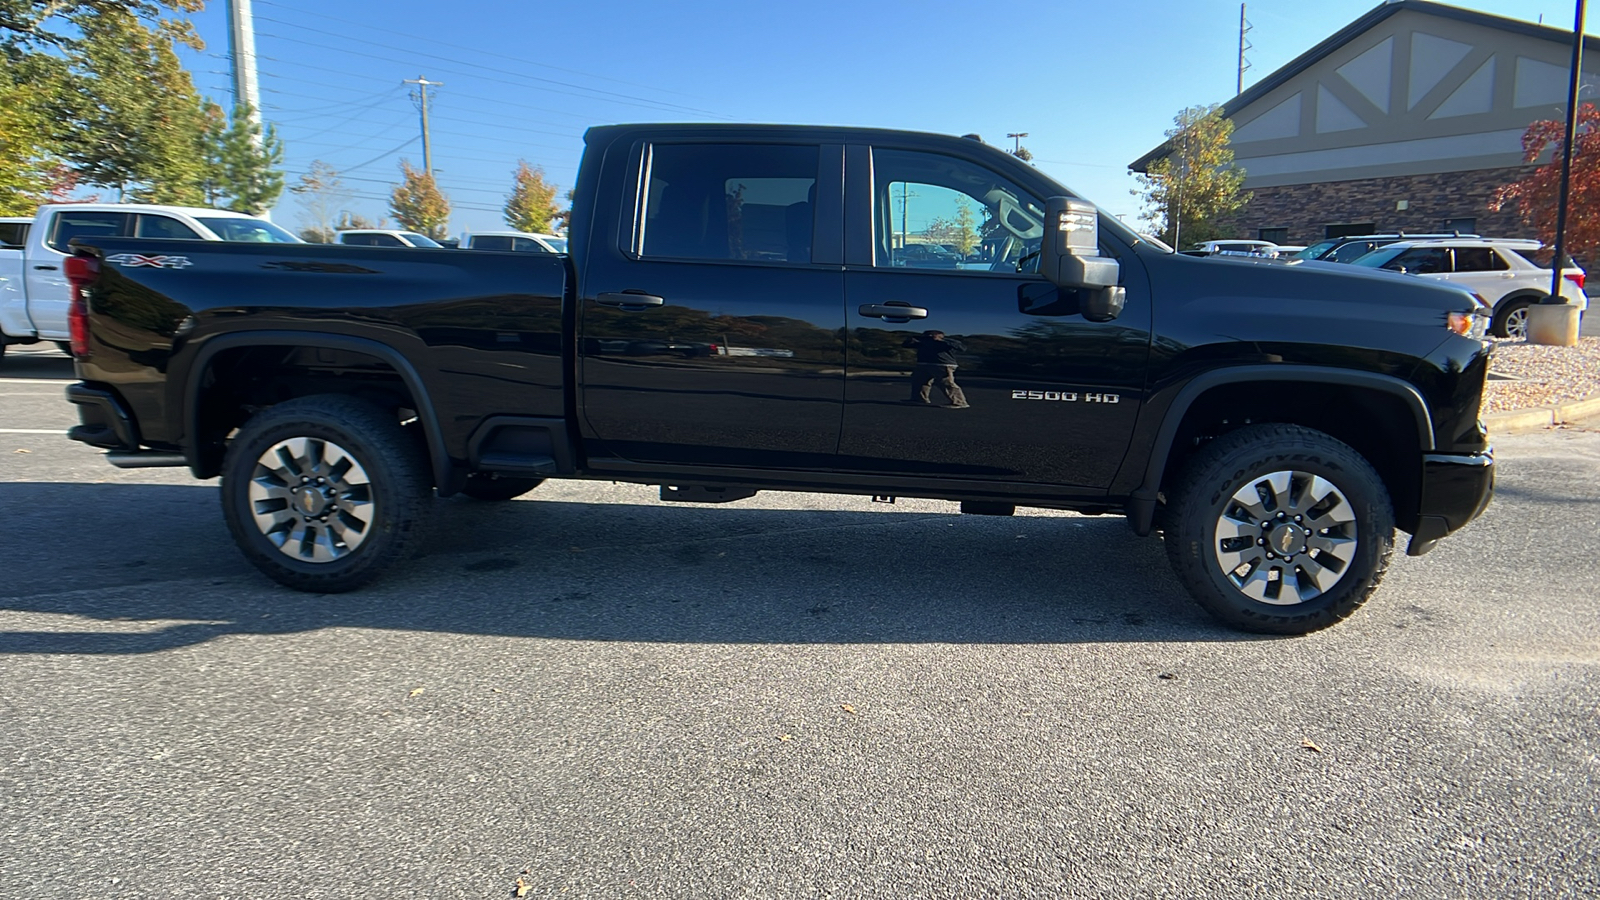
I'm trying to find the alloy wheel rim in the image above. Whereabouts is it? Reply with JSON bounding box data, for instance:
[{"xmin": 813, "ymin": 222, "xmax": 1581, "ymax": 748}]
[
  {"xmin": 1505, "ymin": 307, "xmax": 1529, "ymax": 340},
  {"xmin": 248, "ymin": 437, "xmax": 376, "ymax": 562},
  {"xmin": 1213, "ymin": 470, "xmax": 1358, "ymax": 605}
]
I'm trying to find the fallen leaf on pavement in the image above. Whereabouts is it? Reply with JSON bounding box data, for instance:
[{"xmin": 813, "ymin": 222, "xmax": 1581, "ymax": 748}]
[
  {"xmin": 514, "ymin": 875, "xmax": 531, "ymax": 897},
  {"xmin": 408, "ymin": 687, "xmax": 425, "ymax": 698},
  {"xmin": 13, "ymin": 449, "xmax": 30, "ymax": 454},
  {"xmin": 778, "ymin": 733, "xmax": 793, "ymax": 742},
  {"xmin": 840, "ymin": 703, "xmax": 857, "ymax": 715},
  {"xmin": 1300, "ymin": 738, "xmax": 1322, "ymax": 753}
]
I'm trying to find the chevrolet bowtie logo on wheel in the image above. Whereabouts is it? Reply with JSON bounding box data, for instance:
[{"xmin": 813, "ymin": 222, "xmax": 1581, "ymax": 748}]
[{"xmin": 104, "ymin": 253, "xmax": 194, "ymax": 269}]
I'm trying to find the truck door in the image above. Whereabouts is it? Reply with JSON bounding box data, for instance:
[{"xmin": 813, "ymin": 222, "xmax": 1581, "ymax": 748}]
[
  {"xmin": 578, "ymin": 141, "xmax": 846, "ymax": 469},
  {"xmin": 25, "ymin": 210, "xmax": 131, "ymax": 340},
  {"xmin": 838, "ymin": 146, "xmax": 1150, "ymax": 489}
]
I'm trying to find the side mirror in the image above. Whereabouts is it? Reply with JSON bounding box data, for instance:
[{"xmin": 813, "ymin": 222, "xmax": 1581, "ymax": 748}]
[{"xmin": 1040, "ymin": 196, "xmax": 1124, "ymax": 322}]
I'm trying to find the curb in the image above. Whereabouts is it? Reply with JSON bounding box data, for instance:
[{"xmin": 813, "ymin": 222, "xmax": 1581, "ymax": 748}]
[{"xmin": 1484, "ymin": 391, "xmax": 1600, "ymax": 435}]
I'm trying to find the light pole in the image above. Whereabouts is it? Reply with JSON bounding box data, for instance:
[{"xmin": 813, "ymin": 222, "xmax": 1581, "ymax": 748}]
[{"xmin": 1548, "ymin": 0, "xmax": 1587, "ymax": 308}]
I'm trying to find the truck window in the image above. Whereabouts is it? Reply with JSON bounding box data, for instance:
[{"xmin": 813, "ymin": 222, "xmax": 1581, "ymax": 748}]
[
  {"xmin": 343, "ymin": 233, "xmax": 403, "ymax": 247},
  {"xmin": 0, "ymin": 221, "xmax": 27, "ymax": 248},
  {"xmin": 637, "ymin": 143, "xmax": 817, "ymax": 263},
  {"xmin": 510, "ymin": 237, "xmax": 551, "ymax": 253},
  {"xmin": 49, "ymin": 211, "xmax": 131, "ymax": 252},
  {"xmin": 472, "ymin": 235, "xmax": 513, "ymax": 251},
  {"xmin": 136, "ymin": 215, "xmax": 202, "ymax": 240},
  {"xmin": 872, "ymin": 148, "xmax": 1045, "ymax": 274}
]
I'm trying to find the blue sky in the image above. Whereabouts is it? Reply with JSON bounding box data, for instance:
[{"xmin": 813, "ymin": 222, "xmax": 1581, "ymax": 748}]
[{"xmin": 172, "ymin": 0, "xmax": 1592, "ymax": 236}]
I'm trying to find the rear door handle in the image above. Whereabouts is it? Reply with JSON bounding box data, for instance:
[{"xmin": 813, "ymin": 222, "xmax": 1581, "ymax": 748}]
[
  {"xmin": 597, "ymin": 291, "xmax": 665, "ymax": 309},
  {"xmin": 858, "ymin": 302, "xmax": 929, "ymax": 320},
  {"xmin": 33, "ymin": 265, "xmax": 58, "ymax": 271}
]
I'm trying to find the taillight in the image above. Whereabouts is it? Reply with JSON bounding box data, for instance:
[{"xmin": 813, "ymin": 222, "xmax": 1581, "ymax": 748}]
[
  {"xmin": 1564, "ymin": 271, "xmax": 1586, "ymax": 290},
  {"xmin": 64, "ymin": 254, "xmax": 99, "ymax": 358}
]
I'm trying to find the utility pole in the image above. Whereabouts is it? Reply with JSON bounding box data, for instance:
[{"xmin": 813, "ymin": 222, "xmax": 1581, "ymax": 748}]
[
  {"xmin": 1237, "ymin": 4, "xmax": 1253, "ymax": 96},
  {"xmin": 1007, "ymin": 132, "xmax": 1029, "ymax": 155},
  {"xmin": 405, "ymin": 76, "xmax": 443, "ymax": 177},
  {"xmin": 226, "ymin": 0, "xmax": 262, "ymax": 145}
]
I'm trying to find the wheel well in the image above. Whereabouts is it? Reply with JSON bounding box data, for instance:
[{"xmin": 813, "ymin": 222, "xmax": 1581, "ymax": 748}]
[
  {"xmin": 191, "ymin": 345, "xmax": 423, "ymax": 478},
  {"xmin": 1494, "ymin": 290, "xmax": 1544, "ymax": 312},
  {"xmin": 1159, "ymin": 382, "xmax": 1423, "ymax": 532}
]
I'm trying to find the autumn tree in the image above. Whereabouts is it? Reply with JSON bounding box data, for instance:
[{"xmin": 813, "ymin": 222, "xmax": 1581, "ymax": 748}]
[
  {"xmin": 389, "ymin": 159, "xmax": 450, "ymax": 239},
  {"xmin": 504, "ymin": 161, "xmax": 561, "ymax": 233},
  {"xmin": 0, "ymin": 0, "xmax": 203, "ymax": 54},
  {"xmin": 1134, "ymin": 104, "xmax": 1249, "ymax": 247},
  {"xmin": 1493, "ymin": 102, "xmax": 1600, "ymax": 258}
]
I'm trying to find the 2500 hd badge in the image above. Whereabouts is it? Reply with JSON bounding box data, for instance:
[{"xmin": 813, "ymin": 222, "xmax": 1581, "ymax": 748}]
[{"xmin": 1011, "ymin": 390, "xmax": 1120, "ymax": 403}]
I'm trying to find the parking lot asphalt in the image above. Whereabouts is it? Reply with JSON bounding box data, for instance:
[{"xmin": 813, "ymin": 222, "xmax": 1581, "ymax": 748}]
[{"xmin": 1, "ymin": 345, "xmax": 1596, "ymax": 899}]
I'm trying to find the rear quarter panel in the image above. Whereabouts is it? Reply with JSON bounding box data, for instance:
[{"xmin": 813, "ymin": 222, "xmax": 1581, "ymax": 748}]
[{"xmin": 73, "ymin": 238, "xmax": 569, "ymax": 456}]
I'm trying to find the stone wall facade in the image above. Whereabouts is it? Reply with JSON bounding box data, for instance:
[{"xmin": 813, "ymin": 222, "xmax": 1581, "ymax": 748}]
[{"xmin": 1228, "ymin": 165, "xmax": 1539, "ymax": 247}]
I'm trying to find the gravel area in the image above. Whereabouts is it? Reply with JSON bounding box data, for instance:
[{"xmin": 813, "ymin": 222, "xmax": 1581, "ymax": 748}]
[{"xmin": 1482, "ymin": 335, "xmax": 1600, "ymax": 413}]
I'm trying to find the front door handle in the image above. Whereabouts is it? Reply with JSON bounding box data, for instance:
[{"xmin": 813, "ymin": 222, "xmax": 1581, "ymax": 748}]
[
  {"xmin": 597, "ymin": 291, "xmax": 665, "ymax": 309},
  {"xmin": 858, "ymin": 302, "xmax": 929, "ymax": 320},
  {"xmin": 33, "ymin": 265, "xmax": 58, "ymax": 271}
]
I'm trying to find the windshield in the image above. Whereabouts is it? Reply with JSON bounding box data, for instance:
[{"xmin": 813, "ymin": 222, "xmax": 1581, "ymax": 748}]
[
  {"xmin": 401, "ymin": 232, "xmax": 444, "ymax": 248},
  {"xmin": 196, "ymin": 217, "xmax": 301, "ymax": 243},
  {"xmin": 545, "ymin": 237, "xmax": 567, "ymax": 253},
  {"xmin": 1294, "ymin": 240, "xmax": 1338, "ymax": 259},
  {"xmin": 1349, "ymin": 246, "xmax": 1406, "ymax": 268}
]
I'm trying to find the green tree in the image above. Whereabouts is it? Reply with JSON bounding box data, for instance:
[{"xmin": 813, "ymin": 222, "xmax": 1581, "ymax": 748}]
[
  {"xmin": 503, "ymin": 160, "xmax": 560, "ymax": 233},
  {"xmin": 201, "ymin": 102, "xmax": 284, "ymax": 214},
  {"xmin": 56, "ymin": 8, "xmax": 210, "ymax": 203},
  {"xmin": 389, "ymin": 159, "xmax": 450, "ymax": 238},
  {"xmin": 0, "ymin": 0, "xmax": 202, "ymax": 55},
  {"xmin": 1134, "ymin": 104, "xmax": 1249, "ymax": 247},
  {"xmin": 0, "ymin": 64, "xmax": 54, "ymax": 214}
]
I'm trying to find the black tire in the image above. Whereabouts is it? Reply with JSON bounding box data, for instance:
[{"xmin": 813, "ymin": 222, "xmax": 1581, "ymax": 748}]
[
  {"xmin": 221, "ymin": 394, "xmax": 433, "ymax": 593},
  {"xmin": 459, "ymin": 473, "xmax": 544, "ymax": 501},
  {"xmin": 1491, "ymin": 296, "xmax": 1539, "ymax": 339},
  {"xmin": 1162, "ymin": 424, "xmax": 1395, "ymax": 635},
  {"xmin": 54, "ymin": 341, "xmax": 73, "ymax": 355}
]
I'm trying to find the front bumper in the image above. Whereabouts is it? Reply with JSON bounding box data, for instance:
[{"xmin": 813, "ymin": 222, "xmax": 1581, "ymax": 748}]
[{"xmin": 1407, "ymin": 449, "xmax": 1494, "ymax": 556}]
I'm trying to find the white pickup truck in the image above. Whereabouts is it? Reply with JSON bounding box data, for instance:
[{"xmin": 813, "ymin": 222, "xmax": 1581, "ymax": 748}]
[{"xmin": 0, "ymin": 203, "xmax": 301, "ymax": 364}]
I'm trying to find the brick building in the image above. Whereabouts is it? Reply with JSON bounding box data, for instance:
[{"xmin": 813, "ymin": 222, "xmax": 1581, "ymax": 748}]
[{"xmin": 1130, "ymin": 0, "xmax": 1600, "ymax": 248}]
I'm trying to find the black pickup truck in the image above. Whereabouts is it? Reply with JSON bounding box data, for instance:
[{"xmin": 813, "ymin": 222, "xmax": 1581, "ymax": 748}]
[{"xmin": 62, "ymin": 123, "xmax": 1494, "ymax": 634}]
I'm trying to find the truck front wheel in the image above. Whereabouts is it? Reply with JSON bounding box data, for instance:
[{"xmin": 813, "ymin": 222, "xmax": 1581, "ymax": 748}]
[
  {"xmin": 1162, "ymin": 424, "xmax": 1395, "ymax": 635},
  {"xmin": 221, "ymin": 394, "xmax": 433, "ymax": 592}
]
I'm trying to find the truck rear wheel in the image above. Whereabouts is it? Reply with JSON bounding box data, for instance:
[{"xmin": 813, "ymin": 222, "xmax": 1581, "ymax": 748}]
[
  {"xmin": 1162, "ymin": 424, "xmax": 1394, "ymax": 635},
  {"xmin": 459, "ymin": 473, "xmax": 544, "ymax": 501},
  {"xmin": 221, "ymin": 394, "xmax": 433, "ymax": 593}
]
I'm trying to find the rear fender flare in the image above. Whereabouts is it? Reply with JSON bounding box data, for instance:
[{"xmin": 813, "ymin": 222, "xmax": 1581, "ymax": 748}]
[{"xmin": 180, "ymin": 330, "xmax": 450, "ymax": 490}]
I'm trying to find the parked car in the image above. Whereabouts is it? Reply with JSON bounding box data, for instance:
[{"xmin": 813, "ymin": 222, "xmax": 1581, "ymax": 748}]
[
  {"xmin": 1, "ymin": 203, "xmax": 299, "ymax": 364},
  {"xmin": 335, "ymin": 229, "xmax": 445, "ymax": 249},
  {"xmin": 461, "ymin": 231, "xmax": 567, "ymax": 253},
  {"xmin": 1348, "ymin": 238, "xmax": 1586, "ymax": 338},
  {"xmin": 1191, "ymin": 240, "xmax": 1278, "ymax": 256},
  {"xmin": 1292, "ymin": 232, "xmax": 1480, "ymax": 264},
  {"xmin": 61, "ymin": 122, "xmax": 1494, "ymax": 635},
  {"xmin": 0, "ymin": 216, "xmax": 30, "ymax": 249},
  {"xmin": 1269, "ymin": 245, "xmax": 1307, "ymax": 258}
]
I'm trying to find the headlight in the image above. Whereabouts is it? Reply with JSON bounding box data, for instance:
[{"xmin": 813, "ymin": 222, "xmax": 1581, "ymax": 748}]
[{"xmin": 1447, "ymin": 309, "xmax": 1491, "ymax": 340}]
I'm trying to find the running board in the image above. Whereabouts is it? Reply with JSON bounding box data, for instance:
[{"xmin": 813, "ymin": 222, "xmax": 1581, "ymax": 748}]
[{"xmin": 106, "ymin": 451, "xmax": 187, "ymax": 468}]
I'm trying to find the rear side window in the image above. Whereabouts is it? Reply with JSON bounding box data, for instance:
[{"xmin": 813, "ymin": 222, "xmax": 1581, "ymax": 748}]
[
  {"xmin": 49, "ymin": 211, "xmax": 130, "ymax": 251},
  {"xmin": 1453, "ymin": 247, "xmax": 1509, "ymax": 272},
  {"xmin": 511, "ymin": 237, "xmax": 551, "ymax": 253},
  {"xmin": 472, "ymin": 235, "xmax": 514, "ymax": 251},
  {"xmin": 1386, "ymin": 247, "xmax": 1450, "ymax": 274},
  {"xmin": 136, "ymin": 215, "xmax": 202, "ymax": 240},
  {"xmin": 0, "ymin": 221, "xmax": 27, "ymax": 248},
  {"xmin": 637, "ymin": 143, "xmax": 818, "ymax": 263},
  {"xmin": 343, "ymin": 233, "xmax": 403, "ymax": 247}
]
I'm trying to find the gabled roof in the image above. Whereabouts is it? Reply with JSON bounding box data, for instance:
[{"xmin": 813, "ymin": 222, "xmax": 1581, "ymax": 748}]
[{"xmin": 1129, "ymin": 0, "xmax": 1600, "ymax": 172}]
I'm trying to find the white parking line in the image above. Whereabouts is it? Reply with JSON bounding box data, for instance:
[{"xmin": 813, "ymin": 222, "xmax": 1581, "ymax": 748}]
[
  {"xmin": 0, "ymin": 378, "xmax": 76, "ymax": 385},
  {"xmin": 0, "ymin": 429, "xmax": 67, "ymax": 434}
]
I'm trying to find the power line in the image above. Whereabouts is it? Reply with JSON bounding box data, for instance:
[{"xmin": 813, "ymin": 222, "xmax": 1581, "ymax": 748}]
[
  {"xmin": 248, "ymin": 22, "xmax": 731, "ymax": 118},
  {"xmin": 251, "ymin": 0, "xmax": 721, "ymax": 108}
]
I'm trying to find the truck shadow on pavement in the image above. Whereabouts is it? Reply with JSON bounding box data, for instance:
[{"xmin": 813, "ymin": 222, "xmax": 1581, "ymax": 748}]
[{"xmin": 0, "ymin": 482, "xmax": 1248, "ymax": 654}]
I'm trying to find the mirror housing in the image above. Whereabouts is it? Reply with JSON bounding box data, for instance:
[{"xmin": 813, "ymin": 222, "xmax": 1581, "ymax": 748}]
[{"xmin": 1041, "ymin": 196, "xmax": 1124, "ymax": 322}]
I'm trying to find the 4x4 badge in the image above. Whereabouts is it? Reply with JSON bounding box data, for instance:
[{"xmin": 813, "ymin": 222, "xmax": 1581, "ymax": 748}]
[{"xmin": 105, "ymin": 253, "xmax": 194, "ymax": 269}]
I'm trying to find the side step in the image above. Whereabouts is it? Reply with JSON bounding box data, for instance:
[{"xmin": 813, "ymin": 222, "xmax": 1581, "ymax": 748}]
[
  {"xmin": 660, "ymin": 485, "xmax": 758, "ymax": 504},
  {"xmin": 106, "ymin": 451, "xmax": 187, "ymax": 469}
]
